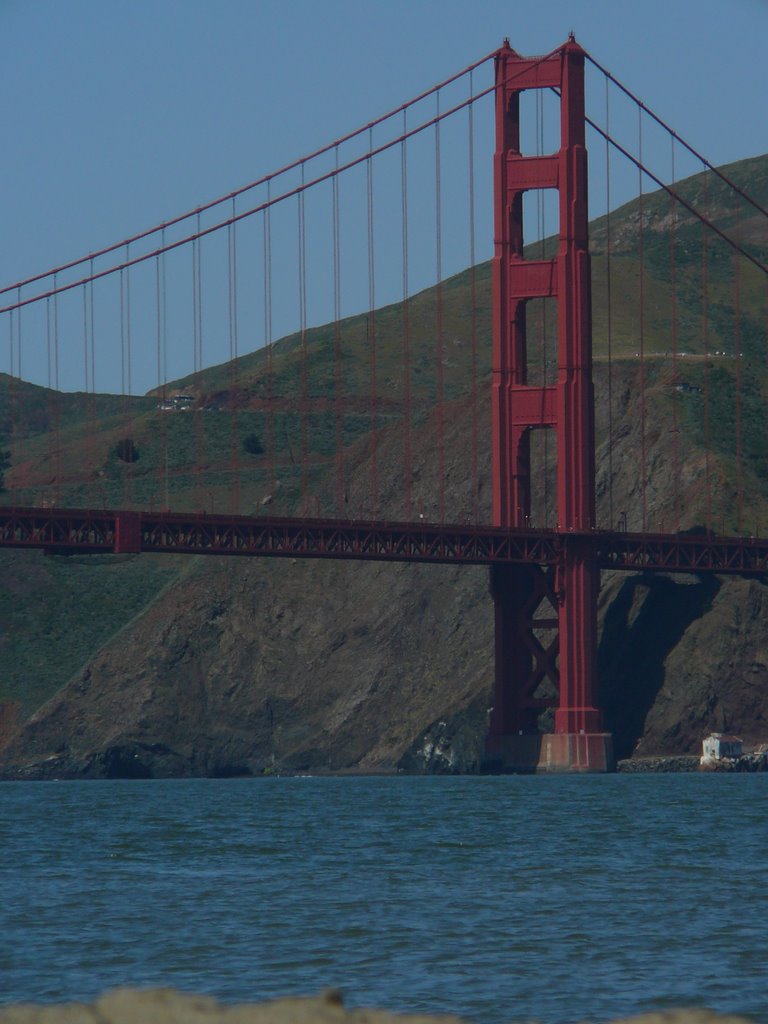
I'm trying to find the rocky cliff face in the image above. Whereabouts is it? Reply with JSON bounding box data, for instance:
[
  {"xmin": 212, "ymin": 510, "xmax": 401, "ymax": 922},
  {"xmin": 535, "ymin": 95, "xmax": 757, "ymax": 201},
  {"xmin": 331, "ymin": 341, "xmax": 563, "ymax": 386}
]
[
  {"xmin": 3, "ymin": 546, "xmax": 768, "ymax": 778},
  {"xmin": 0, "ymin": 556, "xmax": 495, "ymax": 778}
]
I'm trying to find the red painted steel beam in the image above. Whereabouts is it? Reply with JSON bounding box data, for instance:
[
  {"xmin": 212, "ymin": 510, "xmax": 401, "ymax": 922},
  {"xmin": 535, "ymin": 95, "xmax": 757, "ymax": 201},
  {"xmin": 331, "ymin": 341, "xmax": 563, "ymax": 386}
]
[
  {"xmin": 0, "ymin": 507, "xmax": 563, "ymax": 566},
  {"xmin": 4, "ymin": 509, "xmax": 768, "ymax": 575},
  {"xmin": 552, "ymin": 38, "xmax": 600, "ymax": 735},
  {"xmin": 490, "ymin": 37, "xmax": 601, "ymax": 740},
  {"xmin": 596, "ymin": 531, "xmax": 768, "ymax": 575}
]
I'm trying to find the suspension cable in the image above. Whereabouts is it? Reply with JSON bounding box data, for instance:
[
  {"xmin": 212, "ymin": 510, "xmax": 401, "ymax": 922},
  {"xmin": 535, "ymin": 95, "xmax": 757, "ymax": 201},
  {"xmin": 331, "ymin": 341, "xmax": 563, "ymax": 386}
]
[
  {"xmin": 585, "ymin": 53, "xmax": 768, "ymax": 222},
  {"xmin": 0, "ymin": 48, "xmax": 501, "ymax": 300},
  {"xmin": 582, "ymin": 113, "xmax": 768, "ymax": 278},
  {"xmin": 1, "ymin": 47, "xmax": 563, "ymax": 317}
]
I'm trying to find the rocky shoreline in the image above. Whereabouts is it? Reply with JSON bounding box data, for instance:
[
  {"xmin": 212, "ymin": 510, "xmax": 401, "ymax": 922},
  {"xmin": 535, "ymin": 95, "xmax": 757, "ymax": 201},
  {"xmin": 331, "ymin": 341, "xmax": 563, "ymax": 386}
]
[
  {"xmin": 616, "ymin": 755, "xmax": 701, "ymax": 772},
  {"xmin": 617, "ymin": 753, "xmax": 768, "ymax": 773},
  {"xmin": 5, "ymin": 752, "xmax": 768, "ymax": 780},
  {"xmin": 0, "ymin": 989, "xmax": 756, "ymax": 1024}
]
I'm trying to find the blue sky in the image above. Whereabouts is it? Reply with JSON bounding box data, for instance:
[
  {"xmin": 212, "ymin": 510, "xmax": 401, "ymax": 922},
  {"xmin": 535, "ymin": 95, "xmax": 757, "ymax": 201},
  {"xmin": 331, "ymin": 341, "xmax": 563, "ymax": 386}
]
[{"xmin": 1, "ymin": 0, "xmax": 766, "ymax": 393}]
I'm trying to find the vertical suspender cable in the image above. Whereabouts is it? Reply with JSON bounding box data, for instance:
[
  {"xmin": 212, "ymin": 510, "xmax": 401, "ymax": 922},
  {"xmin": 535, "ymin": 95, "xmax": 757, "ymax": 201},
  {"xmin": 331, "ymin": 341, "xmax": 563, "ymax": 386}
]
[
  {"xmin": 157, "ymin": 235, "xmax": 170, "ymax": 511},
  {"xmin": 124, "ymin": 252, "xmax": 133, "ymax": 506},
  {"xmin": 191, "ymin": 234, "xmax": 199, "ymax": 511},
  {"xmin": 161, "ymin": 238, "xmax": 169, "ymax": 509},
  {"xmin": 82, "ymin": 284, "xmax": 92, "ymax": 507},
  {"xmin": 198, "ymin": 217, "xmax": 206, "ymax": 512},
  {"xmin": 125, "ymin": 251, "xmax": 132, "ymax": 400},
  {"xmin": 155, "ymin": 252, "xmax": 166, "ymax": 512},
  {"xmin": 6, "ymin": 312, "xmax": 12, "ymax": 500},
  {"xmin": 192, "ymin": 218, "xmax": 204, "ymax": 512},
  {"xmin": 228, "ymin": 200, "xmax": 241, "ymax": 515},
  {"xmin": 46, "ymin": 295, "xmax": 53, "ymax": 506},
  {"xmin": 734, "ymin": 206, "xmax": 743, "ymax": 533},
  {"xmin": 232, "ymin": 204, "xmax": 241, "ymax": 514},
  {"xmin": 604, "ymin": 75, "xmax": 615, "ymax": 530},
  {"xmin": 16, "ymin": 295, "xmax": 25, "ymax": 498},
  {"xmin": 89, "ymin": 260, "xmax": 96, "ymax": 438},
  {"xmin": 702, "ymin": 172, "xmax": 712, "ymax": 531},
  {"xmin": 160, "ymin": 236, "xmax": 167, "ymax": 393},
  {"xmin": 401, "ymin": 110, "xmax": 413, "ymax": 522},
  {"xmin": 638, "ymin": 107, "xmax": 647, "ymax": 532},
  {"xmin": 47, "ymin": 294, "xmax": 52, "ymax": 389},
  {"xmin": 54, "ymin": 286, "xmax": 62, "ymax": 502},
  {"xmin": 119, "ymin": 267, "xmax": 127, "ymax": 507},
  {"xmin": 82, "ymin": 285, "xmax": 89, "ymax": 395},
  {"xmin": 435, "ymin": 91, "xmax": 445, "ymax": 524},
  {"xmin": 298, "ymin": 166, "xmax": 309, "ymax": 514},
  {"xmin": 263, "ymin": 186, "xmax": 276, "ymax": 508},
  {"xmin": 119, "ymin": 265, "xmax": 125, "ymax": 395},
  {"xmin": 468, "ymin": 76, "xmax": 479, "ymax": 524},
  {"xmin": 333, "ymin": 148, "xmax": 345, "ymax": 516},
  {"xmin": 669, "ymin": 137, "xmax": 680, "ymax": 531},
  {"xmin": 367, "ymin": 130, "xmax": 378, "ymax": 517},
  {"xmin": 155, "ymin": 256, "xmax": 162, "ymax": 395},
  {"xmin": 89, "ymin": 267, "xmax": 97, "ymax": 506},
  {"xmin": 8, "ymin": 310, "xmax": 17, "ymax": 503},
  {"xmin": 198, "ymin": 219, "xmax": 205, "ymax": 512}
]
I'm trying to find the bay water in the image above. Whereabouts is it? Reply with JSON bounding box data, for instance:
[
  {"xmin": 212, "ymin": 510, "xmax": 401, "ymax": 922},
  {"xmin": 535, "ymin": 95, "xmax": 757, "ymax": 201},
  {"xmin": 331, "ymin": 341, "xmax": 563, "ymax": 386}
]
[{"xmin": 1, "ymin": 774, "xmax": 766, "ymax": 1023}]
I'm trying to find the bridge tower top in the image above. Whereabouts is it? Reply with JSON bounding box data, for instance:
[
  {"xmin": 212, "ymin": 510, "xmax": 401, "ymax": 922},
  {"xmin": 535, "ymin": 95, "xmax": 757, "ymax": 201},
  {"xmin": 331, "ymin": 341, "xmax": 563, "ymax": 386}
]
[{"xmin": 491, "ymin": 37, "xmax": 594, "ymax": 534}]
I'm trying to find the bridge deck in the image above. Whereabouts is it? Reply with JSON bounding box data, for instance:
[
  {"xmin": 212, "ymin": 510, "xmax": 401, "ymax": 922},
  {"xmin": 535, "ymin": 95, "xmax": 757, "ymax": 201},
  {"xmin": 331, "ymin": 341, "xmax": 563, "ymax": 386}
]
[{"xmin": 1, "ymin": 506, "xmax": 767, "ymax": 576}]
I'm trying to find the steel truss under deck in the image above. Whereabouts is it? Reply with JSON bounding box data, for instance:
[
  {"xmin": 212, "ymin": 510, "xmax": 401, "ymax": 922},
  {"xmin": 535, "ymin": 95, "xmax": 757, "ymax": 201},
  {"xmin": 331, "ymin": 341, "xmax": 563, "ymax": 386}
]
[{"xmin": 2, "ymin": 507, "xmax": 768, "ymax": 576}]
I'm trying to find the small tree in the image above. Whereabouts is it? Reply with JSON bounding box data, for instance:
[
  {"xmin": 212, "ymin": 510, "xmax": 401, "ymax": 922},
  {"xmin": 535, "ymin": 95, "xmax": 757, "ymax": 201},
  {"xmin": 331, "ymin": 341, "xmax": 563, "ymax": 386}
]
[
  {"xmin": 243, "ymin": 432, "xmax": 264, "ymax": 456},
  {"xmin": 114, "ymin": 438, "xmax": 139, "ymax": 463},
  {"xmin": 0, "ymin": 449, "xmax": 10, "ymax": 492}
]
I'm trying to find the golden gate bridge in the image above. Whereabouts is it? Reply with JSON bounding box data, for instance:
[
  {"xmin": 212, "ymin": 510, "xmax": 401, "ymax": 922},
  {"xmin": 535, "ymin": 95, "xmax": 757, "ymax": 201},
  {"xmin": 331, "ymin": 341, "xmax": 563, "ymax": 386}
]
[{"xmin": 1, "ymin": 37, "xmax": 766, "ymax": 771}]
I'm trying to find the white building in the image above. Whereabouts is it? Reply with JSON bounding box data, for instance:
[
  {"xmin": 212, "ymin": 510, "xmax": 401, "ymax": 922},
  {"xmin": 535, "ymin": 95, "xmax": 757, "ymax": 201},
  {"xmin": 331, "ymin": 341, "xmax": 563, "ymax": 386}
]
[{"xmin": 701, "ymin": 733, "xmax": 743, "ymax": 763}]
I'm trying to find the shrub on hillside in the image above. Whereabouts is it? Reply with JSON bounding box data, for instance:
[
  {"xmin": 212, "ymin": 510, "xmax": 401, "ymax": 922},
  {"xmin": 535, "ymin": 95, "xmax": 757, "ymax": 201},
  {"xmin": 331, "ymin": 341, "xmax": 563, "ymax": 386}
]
[
  {"xmin": 243, "ymin": 432, "xmax": 264, "ymax": 456},
  {"xmin": 114, "ymin": 438, "xmax": 139, "ymax": 463}
]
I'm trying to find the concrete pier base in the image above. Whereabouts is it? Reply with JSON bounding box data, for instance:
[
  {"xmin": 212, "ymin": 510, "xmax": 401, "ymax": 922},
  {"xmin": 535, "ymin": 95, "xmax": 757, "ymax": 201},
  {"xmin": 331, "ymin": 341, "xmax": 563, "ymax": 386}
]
[{"xmin": 484, "ymin": 732, "xmax": 614, "ymax": 774}]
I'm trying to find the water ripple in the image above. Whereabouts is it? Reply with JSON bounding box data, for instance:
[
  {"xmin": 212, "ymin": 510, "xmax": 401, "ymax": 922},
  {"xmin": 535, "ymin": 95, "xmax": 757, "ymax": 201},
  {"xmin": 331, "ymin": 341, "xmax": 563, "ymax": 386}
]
[{"xmin": 1, "ymin": 774, "xmax": 767, "ymax": 1023}]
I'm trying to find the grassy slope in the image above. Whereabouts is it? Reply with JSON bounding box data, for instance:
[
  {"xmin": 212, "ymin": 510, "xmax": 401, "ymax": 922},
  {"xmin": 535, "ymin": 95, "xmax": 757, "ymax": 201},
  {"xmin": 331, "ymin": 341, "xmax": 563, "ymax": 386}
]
[
  {"xmin": 0, "ymin": 549, "xmax": 188, "ymax": 718},
  {"xmin": 1, "ymin": 154, "xmax": 766, "ymax": 719}
]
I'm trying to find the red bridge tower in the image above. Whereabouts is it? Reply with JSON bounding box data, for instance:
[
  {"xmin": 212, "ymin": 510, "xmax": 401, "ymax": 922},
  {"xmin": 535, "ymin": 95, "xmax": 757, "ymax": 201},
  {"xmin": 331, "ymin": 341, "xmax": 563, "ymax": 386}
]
[{"xmin": 486, "ymin": 37, "xmax": 612, "ymax": 771}]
